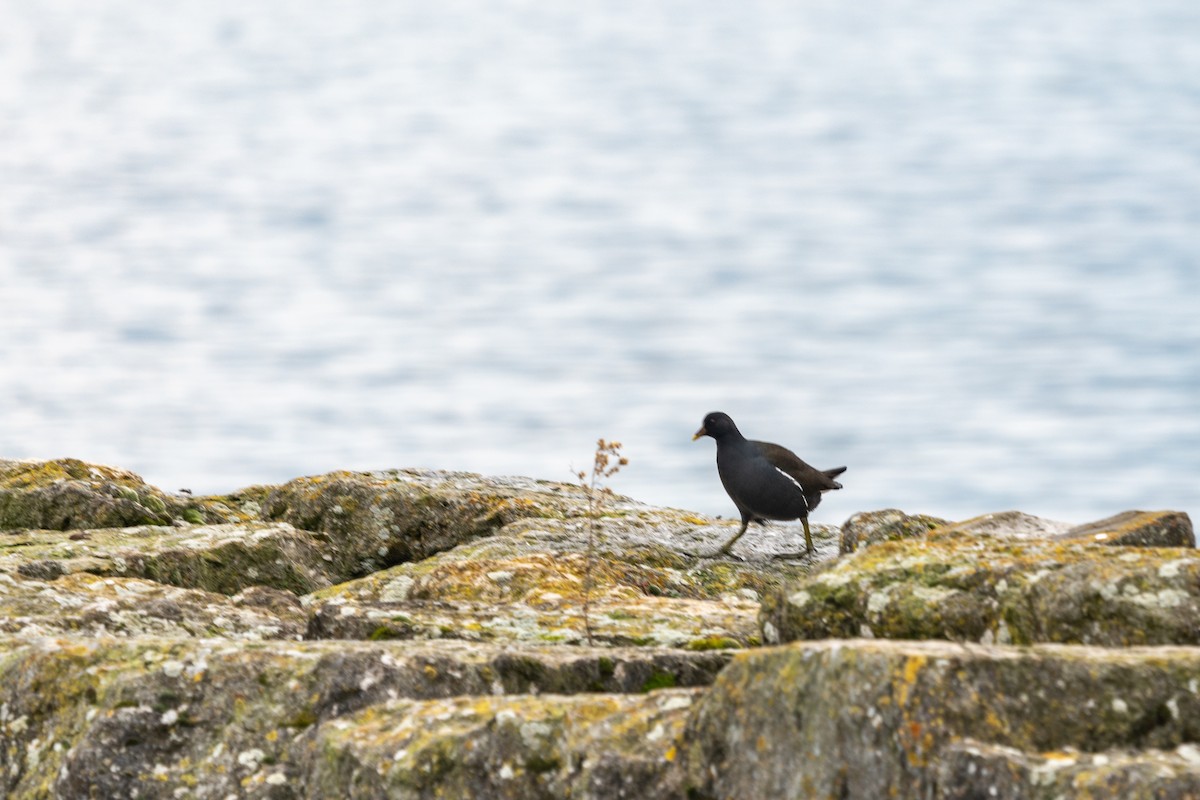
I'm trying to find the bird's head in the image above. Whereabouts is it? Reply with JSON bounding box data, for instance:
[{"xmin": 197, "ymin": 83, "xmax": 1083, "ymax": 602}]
[{"xmin": 693, "ymin": 411, "xmax": 738, "ymax": 441}]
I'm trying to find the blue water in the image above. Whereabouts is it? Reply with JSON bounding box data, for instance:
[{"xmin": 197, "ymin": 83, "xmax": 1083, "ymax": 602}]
[{"xmin": 2, "ymin": 1, "xmax": 1198, "ymax": 524}]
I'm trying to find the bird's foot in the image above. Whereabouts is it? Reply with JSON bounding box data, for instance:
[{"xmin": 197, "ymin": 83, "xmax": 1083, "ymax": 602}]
[
  {"xmin": 678, "ymin": 548, "xmax": 743, "ymax": 561},
  {"xmin": 771, "ymin": 549, "xmax": 816, "ymax": 561}
]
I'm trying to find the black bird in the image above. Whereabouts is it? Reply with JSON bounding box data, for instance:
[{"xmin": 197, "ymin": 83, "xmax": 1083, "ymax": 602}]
[{"xmin": 693, "ymin": 411, "xmax": 845, "ymax": 556}]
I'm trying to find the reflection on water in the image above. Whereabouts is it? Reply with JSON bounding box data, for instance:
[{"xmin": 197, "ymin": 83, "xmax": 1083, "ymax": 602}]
[{"xmin": 1, "ymin": 1, "xmax": 1197, "ymax": 521}]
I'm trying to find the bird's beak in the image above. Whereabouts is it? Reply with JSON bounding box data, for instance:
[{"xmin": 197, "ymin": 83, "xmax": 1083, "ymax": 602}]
[{"xmin": 692, "ymin": 427, "xmax": 706, "ymax": 441}]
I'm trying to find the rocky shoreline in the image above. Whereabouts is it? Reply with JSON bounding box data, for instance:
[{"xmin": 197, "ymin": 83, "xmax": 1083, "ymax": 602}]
[{"xmin": 0, "ymin": 457, "xmax": 1196, "ymax": 798}]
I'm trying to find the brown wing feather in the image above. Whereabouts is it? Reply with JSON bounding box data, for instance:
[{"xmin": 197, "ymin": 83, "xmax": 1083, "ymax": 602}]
[{"xmin": 753, "ymin": 442, "xmax": 843, "ymax": 491}]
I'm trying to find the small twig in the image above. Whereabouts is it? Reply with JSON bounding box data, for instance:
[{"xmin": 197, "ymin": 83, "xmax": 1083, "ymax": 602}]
[{"xmin": 575, "ymin": 439, "xmax": 627, "ymax": 647}]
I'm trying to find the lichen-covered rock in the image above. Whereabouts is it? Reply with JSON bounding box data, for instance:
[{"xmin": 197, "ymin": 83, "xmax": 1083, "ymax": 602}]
[
  {"xmin": 928, "ymin": 509, "xmax": 1073, "ymax": 541},
  {"xmin": 842, "ymin": 509, "xmax": 1194, "ymax": 554},
  {"xmin": 0, "ymin": 458, "xmax": 269, "ymax": 531},
  {"xmin": 1054, "ymin": 509, "xmax": 1195, "ymax": 548},
  {"xmin": 761, "ymin": 539, "xmax": 1200, "ymax": 646},
  {"xmin": 938, "ymin": 739, "xmax": 1200, "ymax": 800},
  {"xmin": 0, "ymin": 458, "xmax": 178, "ymax": 530},
  {"xmin": 263, "ymin": 469, "xmax": 839, "ymax": 579},
  {"xmin": 2, "ymin": 457, "xmax": 1195, "ymax": 799},
  {"xmin": 0, "ymin": 522, "xmax": 337, "ymax": 595},
  {"xmin": 679, "ymin": 639, "xmax": 1200, "ymax": 800},
  {"xmin": 307, "ymin": 592, "xmax": 757, "ymax": 650},
  {"xmin": 302, "ymin": 516, "xmax": 822, "ymax": 648},
  {"xmin": 260, "ymin": 470, "xmax": 589, "ymax": 579},
  {"xmin": 310, "ymin": 689, "xmax": 697, "ymax": 799},
  {"xmin": 0, "ymin": 636, "xmax": 728, "ymax": 800},
  {"xmin": 0, "ymin": 572, "xmax": 305, "ymax": 639},
  {"xmin": 839, "ymin": 508, "xmax": 949, "ymax": 554}
]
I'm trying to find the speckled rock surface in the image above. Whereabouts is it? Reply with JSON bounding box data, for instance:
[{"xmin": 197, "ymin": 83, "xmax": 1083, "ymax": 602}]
[
  {"xmin": 302, "ymin": 517, "xmax": 821, "ymax": 648},
  {"xmin": 1, "ymin": 458, "xmax": 1197, "ymax": 798},
  {"xmin": 258, "ymin": 470, "xmax": 581, "ymax": 579},
  {"xmin": 680, "ymin": 639, "xmax": 1200, "ymax": 800},
  {"xmin": 938, "ymin": 739, "xmax": 1200, "ymax": 800},
  {"xmin": 842, "ymin": 508, "xmax": 1193, "ymax": 553},
  {"xmin": 0, "ymin": 572, "xmax": 306, "ymax": 639},
  {"xmin": 0, "ymin": 458, "xmax": 179, "ymax": 530},
  {"xmin": 1054, "ymin": 509, "xmax": 1196, "ymax": 548},
  {"xmin": 761, "ymin": 538, "xmax": 1200, "ymax": 646},
  {"xmin": 0, "ymin": 637, "xmax": 728, "ymax": 799},
  {"xmin": 928, "ymin": 509, "xmax": 1074, "ymax": 540},
  {"xmin": 0, "ymin": 458, "xmax": 267, "ymax": 530},
  {"xmin": 0, "ymin": 522, "xmax": 336, "ymax": 595},
  {"xmin": 838, "ymin": 508, "xmax": 950, "ymax": 553},
  {"xmin": 311, "ymin": 689, "xmax": 698, "ymax": 799}
]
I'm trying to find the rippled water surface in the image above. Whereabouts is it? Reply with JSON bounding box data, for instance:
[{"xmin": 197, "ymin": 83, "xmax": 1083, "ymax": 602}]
[{"xmin": 2, "ymin": 1, "xmax": 1198, "ymax": 523}]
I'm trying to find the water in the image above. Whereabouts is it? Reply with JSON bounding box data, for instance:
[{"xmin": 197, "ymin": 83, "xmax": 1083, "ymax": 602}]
[{"xmin": 2, "ymin": 1, "xmax": 1198, "ymax": 525}]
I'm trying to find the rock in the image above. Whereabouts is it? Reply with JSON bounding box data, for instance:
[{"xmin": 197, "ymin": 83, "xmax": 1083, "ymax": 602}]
[
  {"xmin": 0, "ymin": 522, "xmax": 337, "ymax": 595},
  {"xmin": 0, "ymin": 636, "xmax": 727, "ymax": 799},
  {"xmin": 929, "ymin": 509, "xmax": 1074, "ymax": 540},
  {"xmin": 939, "ymin": 740, "xmax": 1200, "ymax": 800},
  {"xmin": 842, "ymin": 509, "xmax": 1194, "ymax": 553},
  {"xmin": 679, "ymin": 639, "xmax": 1200, "ymax": 800},
  {"xmin": 303, "ymin": 515, "xmax": 818, "ymax": 648},
  {"xmin": 761, "ymin": 539, "xmax": 1200, "ymax": 646},
  {"xmin": 1056, "ymin": 509, "xmax": 1195, "ymax": 548},
  {"xmin": 0, "ymin": 572, "xmax": 306, "ymax": 639},
  {"xmin": 259, "ymin": 469, "xmax": 583, "ymax": 579},
  {"xmin": 310, "ymin": 689, "xmax": 697, "ymax": 799},
  {"xmin": 0, "ymin": 458, "xmax": 175, "ymax": 530},
  {"xmin": 0, "ymin": 458, "xmax": 268, "ymax": 530},
  {"xmin": 2, "ymin": 457, "xmax": 1197, "ymax": 798},
  {"xmin": 839, "ymin": 508, "xmax": 949, "ymax": 553}
]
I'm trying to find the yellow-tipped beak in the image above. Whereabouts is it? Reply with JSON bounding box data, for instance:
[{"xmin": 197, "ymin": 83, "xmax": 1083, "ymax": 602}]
[{"xmin": 692, "ymin": 427, "xmax": 706, "ymax": 441}]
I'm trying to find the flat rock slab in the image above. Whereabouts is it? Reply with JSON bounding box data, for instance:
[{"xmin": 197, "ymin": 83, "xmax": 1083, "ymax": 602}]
[
  {"xmin": 302, "ymin": 524, "xmax": 817, "ymax": 648},
  {"xmin": 311, "ymin": 689, "xmax": 699, "ymax": 799},
  {"xmin": 0, "ymin": 522, "xmax": 337, "ymax": 595},
  {"xmin": 939, "ymin": 740, "xmax": 1200, "ymax": 800},
  {"xmin": 0, "ymin": 636, "xmax": 730, "ymax": 800},
  {"xmin": 680, "ymin": 639, "xmax": 1200, "ymax": 800},
  {"xmin": 843, "ymin": 508, "xmax": 1193, "ymax": 552},
  {"xmin": 307, "ymin": 594, "xmax": 758, "ymax": 650},
  {"xmin": 0, "ymin": 572, "xmax": 305, "ymax": 639},
  {"xmin": 258, "ymin": 469, "xmax": 592, "ymax": 578},
  {"xmin": 931, "ymin": 509, "xmax": 1194, "ymax": 548},
  {"xmin": 762, "ymin": 538, "xmax": 1200, "ymax": 646},
  {"xmin": 1054, "ymin": 509, "xmax": 1196, "ymax": 548},
  {"xmin": 929, "ymin": 509, "xmax": 1075, "ymax": 540},
  {"xmin": 261, "ymin": 468, "xmax": 842, "ymax": 574}
]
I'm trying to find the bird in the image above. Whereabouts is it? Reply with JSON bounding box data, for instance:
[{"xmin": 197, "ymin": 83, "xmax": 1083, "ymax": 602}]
[{"xmin": 693, "ymin": 411, "xmax": 845, "ymax": 557}]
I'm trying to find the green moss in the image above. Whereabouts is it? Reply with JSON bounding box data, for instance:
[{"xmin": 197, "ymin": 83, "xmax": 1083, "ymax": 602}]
[
  {"xmin": 641, "ymin": 671, "xmax": 677, "ymax": 692},
  {"xmin": 525, "ymin": 753, "xmax": 562, "ymax": 774},
  {"xmin": 368, "ymin": 626, "xmax": 404, "ymax": 641},
  {"xmin": 284, "ymin": 709, "xmax": 318, "ymax": 728},
  {"xmin": 685, "ymin": 636, "xmax": 742, "ymax": 651},
  {"xmin": 142, "ymin": 494, "xmax": 167, "ymax": 514},
  {"xmin": 181, "ymin": 508, "xmax": 205, "ymax": 524}
]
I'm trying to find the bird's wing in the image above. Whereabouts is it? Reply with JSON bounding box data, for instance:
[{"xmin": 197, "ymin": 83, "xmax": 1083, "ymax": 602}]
[{"xmin": 753, "ymin": 441, "xmax": 844, "ymax": 491}]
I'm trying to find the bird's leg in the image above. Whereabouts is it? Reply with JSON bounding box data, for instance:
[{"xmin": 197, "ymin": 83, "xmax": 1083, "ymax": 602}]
[
  {"xmin": 716, "ymin": 519, "xmax": 749, "ymax": 556},
  {"xmin": 772, "ymin": 517, "xmax": 816, "ymax": 560}
]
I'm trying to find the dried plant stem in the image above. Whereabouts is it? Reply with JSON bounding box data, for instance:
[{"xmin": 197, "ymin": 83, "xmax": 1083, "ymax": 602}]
[{"xmin": 575, "ymin": 439, "xmax": 627, "ymax": 647}]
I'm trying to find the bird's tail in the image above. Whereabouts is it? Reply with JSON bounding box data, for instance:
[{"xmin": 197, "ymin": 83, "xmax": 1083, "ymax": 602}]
[{"xmin": 823, "ymin": 466, "xmax": 846, "ymax": 489}]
